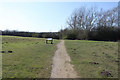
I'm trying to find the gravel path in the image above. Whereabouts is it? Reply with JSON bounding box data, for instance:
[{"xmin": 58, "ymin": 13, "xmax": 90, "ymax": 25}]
[{"xmin": 50, "ymin": 40, "xmax": 78, "ymax": 78}]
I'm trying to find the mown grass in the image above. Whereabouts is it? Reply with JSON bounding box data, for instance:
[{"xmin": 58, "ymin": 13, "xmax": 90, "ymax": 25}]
[
  {"xmin": 65, "ymin": 40, "xmax": 118, "ymax": 78},
  {"xmin": 1, "ymin": 36, "xmax": 59, "ymax": 78}
]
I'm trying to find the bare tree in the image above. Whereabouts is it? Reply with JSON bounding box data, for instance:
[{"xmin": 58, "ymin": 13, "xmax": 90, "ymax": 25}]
[
  {"xmin": 67, "ymin": 6, "xmax": 98, "ymax": 39},
  {"xmin": 97, "ymin": 7, "xmax": 118, "ymax": 27},
  {"xmin": 67, "ymin": 10, "xmax": 78, "ymax": 29},
  {"xmin": 66, "ymin": 6, "xmax": 118, "ymax": 40}
]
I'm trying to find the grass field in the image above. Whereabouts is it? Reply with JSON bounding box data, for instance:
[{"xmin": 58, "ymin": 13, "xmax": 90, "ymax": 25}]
[
  {"xmin": 1, "ymin": 36, "xmax": 119, "ymax": 78},
  {"xmin": 65, "ymin": 40, "xmax": 118, "ymax": 78},
  {"xmin": 1, "ymin": 36, "xmax": 59, "ymax": 78}
]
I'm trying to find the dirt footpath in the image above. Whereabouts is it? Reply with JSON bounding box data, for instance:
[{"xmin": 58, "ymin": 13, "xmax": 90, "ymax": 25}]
[{"xmin": 50, "ymin": 40, "xmax": 78, "ymax": 78}]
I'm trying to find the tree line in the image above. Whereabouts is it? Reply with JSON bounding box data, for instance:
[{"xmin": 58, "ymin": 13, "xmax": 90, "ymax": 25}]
[
  {"xmin": 59, "ymin": 6, "xmax": 120, "ymax": 41},
  {"xmin": 1, "ymin": 30, "xmax": 60, "ymax": 39},
  {"xmin": 1, "ymin": 6, "xmax": 120, "ymax": 41}
]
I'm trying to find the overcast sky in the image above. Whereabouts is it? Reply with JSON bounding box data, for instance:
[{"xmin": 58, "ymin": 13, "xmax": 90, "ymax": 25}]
[{"xmin": 0, "ymin": 1, "xmax": 118, "ymax": 32}]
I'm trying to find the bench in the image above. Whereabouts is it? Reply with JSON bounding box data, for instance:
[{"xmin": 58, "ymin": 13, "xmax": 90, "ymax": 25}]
[{"xmin": 46, "ymin": 38, "xmax": 53, "ymax": 44}]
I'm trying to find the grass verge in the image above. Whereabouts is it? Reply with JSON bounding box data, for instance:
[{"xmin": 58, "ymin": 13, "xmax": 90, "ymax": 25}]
[
  {"xmin": 1, "ymin": 36, "xmax": 59, "ymax": 78},
  {"xmin": 65, "ymin": 40, "xmax": 118, "ymax": 78}
]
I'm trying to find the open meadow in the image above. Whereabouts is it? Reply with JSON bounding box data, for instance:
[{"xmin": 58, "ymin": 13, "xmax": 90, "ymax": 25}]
[
  {"xmin": 1, "ymin": 36, "xmax": 119, "ymax": 78},
  {"xmin": 65, "ymin": 40, "xmax": 118, "ymax": 78},
  {"xmin": 1, "ymin": 36, "xmax": 59, "ymax": 78},
  {"xmin": 0, "ymin": 1, "xmax": 119, "ymax": 79}
]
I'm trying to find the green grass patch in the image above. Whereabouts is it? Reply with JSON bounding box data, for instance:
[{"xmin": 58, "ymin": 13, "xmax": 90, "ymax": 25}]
[
  {"xmin": 65, "ymin": 40, "xmax": 118, "ymax": 78},
  {"xmin": 2, "ymin": 36, "xmax": 59, "ymax": 78}
]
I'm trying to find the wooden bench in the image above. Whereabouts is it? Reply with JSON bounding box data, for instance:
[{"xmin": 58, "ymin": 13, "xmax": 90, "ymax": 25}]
[{"xmin": 46, "ymin": 38, "xmax": 53, "ymax": 44}]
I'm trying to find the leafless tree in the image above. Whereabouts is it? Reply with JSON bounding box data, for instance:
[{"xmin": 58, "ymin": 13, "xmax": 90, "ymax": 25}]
[
  {"xmin": 97, "ymin": 7, "xmax": 118, "ymax": 27},
  {"xmin": 67, "ymin": 6, "xmax": 98, "ymax": 39},
  {"xmin": 66, "ymin": 6, "xmax": 118, "ymax": 40},
  {"xmin": 67, "ymin": 10, "xmax": 78, "ymax": 29}
]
